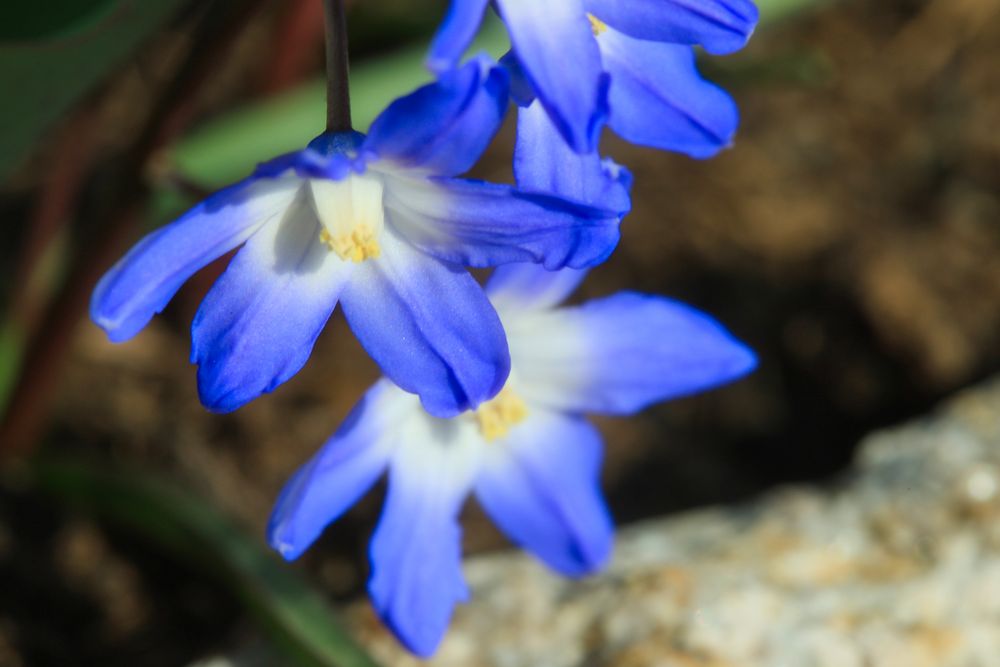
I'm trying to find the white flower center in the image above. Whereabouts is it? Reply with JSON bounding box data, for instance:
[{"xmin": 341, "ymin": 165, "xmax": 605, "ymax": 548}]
[{"xmin": 309, "ymin": 175, "xmax": 385, "ymax": 263}]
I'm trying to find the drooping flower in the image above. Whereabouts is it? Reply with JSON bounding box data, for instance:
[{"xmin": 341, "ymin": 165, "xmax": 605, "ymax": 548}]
[
  {"xmin": 90, "ymin": 56, "xmax": 627, "ymax": 418},
  {"xmin": 429, "ymin": 0, "xmax": 758, "ymax": 156},
  {"xmin": 267, "ymin": 262, "xmax": 757, "ymax": 657}
]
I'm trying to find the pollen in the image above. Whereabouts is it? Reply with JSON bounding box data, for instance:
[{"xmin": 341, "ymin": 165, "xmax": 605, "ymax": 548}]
[
  {"xmin": 309, "ymin": 174, "xmax": 385, "ymax": 264},
  {"xmin": 587, "ymin": 14, "xmax": 608, "ymax": 36},
  {"xmin": 475, "ymin": 389, "xmax": 529, "ymax": 441},
  {"xmin": 319, "ymin": 225, "xmax": 381, "ymax": 262}
]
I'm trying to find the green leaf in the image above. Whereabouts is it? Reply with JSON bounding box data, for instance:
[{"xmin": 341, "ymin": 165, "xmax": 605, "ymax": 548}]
[
  {"xmin": 0, "ymin": 0, "xmax": 191, "ymax": 180},
  {"xmin": 31, "ymin": 458, "xmax": 382, "ymax": 667},
  {"xmin": 0, "ymin": 321, "xmax": 22, "ymax": 415},
  {"xmin": 170, "ymin": 16, "xmax": 511, "ymax": 188},
  {"xmin": 757, "ymin": 0, "xmax": 833, "ymax": 22},
  {"xmin": 0, "ymin": 1, "xmax": 120, "ymax": 41}
]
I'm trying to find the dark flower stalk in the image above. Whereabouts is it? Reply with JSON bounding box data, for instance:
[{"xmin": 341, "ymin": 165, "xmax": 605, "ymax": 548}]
[{"xmin": 323, "ymin": 0, "xmax": 353, "ymax": 133}]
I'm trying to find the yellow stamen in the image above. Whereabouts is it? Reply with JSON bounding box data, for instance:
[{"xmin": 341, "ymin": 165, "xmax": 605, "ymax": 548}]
[
  {"xmin": 587, "ymin": 14, "xmax": 607, "ymax": 36},
  {"xmin": 475, "ymin": 389, "xmax": 529, "ymax": 441},
  {"xmin": 319, "ymin": 225, "xmax": 381, "ymax": 262},
  {"xmin": 309, "ymin": 176, "xmax": 384, "ymax": 263}
]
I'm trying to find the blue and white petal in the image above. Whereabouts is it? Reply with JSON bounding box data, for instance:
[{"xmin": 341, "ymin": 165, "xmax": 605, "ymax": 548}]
[
  {"xmin": 506, "ymin": 292, "xmax": 757, "ymax": 416},
  {"xmin": 427, "ymin": 0, "xmax": 491, "ymax": 72},
  {"xmin": 475, "ymin": 409, "xmax": 612, "ymax": 577},
  {"xmin": 598, "ymin": 28, "xmax": 739, "ymax": 158},
  {"xmin": 514, "ymin": 100, "xmax": 632, "ymax": 213},
  {"xmin": 364, "ymin": 55, "xmax": 508, "ymax": 178},
  {"xmin": 340, "ymin": 226, "xmax": 510, "ymax": 418},
  {"xmin": 368, "ymin": 412, "xmax": 481, "ymax": 657},
  {"xmin": 494, "ymin": 0, "xmax": 608, "ymax": 152},
  {"xmin": 191, "ymin": 187, "xmax": 354, "ymax": 413},
  {"xmin": 589, "ymin": 0, "xmax": 758, "ymax": 55},
  {"xmin": 90, "ymin": 177, "xmax": 299, "ymax": 342},
  {"xmin": 267, "ymin": 380, "xmax": 416, "ymax": 561},
  {"xmin": 385, "ymin": 176, "xmax": 622, "ymax": 270},
  {"xmin": 486, "ymin": 263, "xmax": 588, "ymax": 314},
  {"xmin": 254, "ymin": 141, "xmax": 359, "ymax": 180}
]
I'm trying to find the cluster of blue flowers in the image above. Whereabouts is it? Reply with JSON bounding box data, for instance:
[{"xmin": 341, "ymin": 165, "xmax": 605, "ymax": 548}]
[{"xmin": 91, "ymin": 0, "xmax": 758, "ymax": 657}]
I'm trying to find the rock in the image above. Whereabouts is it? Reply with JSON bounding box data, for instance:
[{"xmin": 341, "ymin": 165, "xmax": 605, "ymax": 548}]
[{"xmin": 349, "ymin": 379, "xmax": 1000, "ymax": 666}]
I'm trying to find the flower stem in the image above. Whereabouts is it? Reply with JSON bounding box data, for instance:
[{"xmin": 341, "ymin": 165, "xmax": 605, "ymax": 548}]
[{"xmin": 323, "ymin": 0, "xmax": 352, "ymax": 133}]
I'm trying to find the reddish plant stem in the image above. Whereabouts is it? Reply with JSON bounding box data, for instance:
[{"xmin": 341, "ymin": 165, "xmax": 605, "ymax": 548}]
[
  {"xmin": 259, "ymin": 0, "xmax": 326, "ymax": 94},
  {"xmin": 0, "ymin": 205, "xmax": 141, "ymax": 458},
  {"xmin": 10, "ymin": 111, "xmax": 96, "ymax": 334},
  {"xmin": 0, "ymin": 0, "xmax": 272, "ymax": 462}
]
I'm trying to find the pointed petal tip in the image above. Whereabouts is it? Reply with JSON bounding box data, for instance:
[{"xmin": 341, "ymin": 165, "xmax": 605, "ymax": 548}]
[
  {"xmin": 552, "ymin": 530, "xmax": 613, "ymax": 579},
  {"xmin": 194, "ymin": 365, "xmax": 254, "ymax": 414},
  {"xmin": 89, "ymin": 276, "xmax": 156, "ymax": 344},
  {"xmin": 384, "ymin": 617, "xmax": 447, "ymax": 659},
  {"xmin": 269, "ymin": 533, "xmax": 306, "ymax": 562},
  {"xmin": 568, "ymin": 545, "xmax": 612, "ymax": 578},
  {"xmin": 693, "ymin": 326, "xmax": 759, "ymax": 390},
  {"xmin": 729, "ymin": 340, "xmax": 759, "ymax": 379},
  {"xmin": 266, "ymin": 511, "xmax": 312, "ymax": 562},
  {"xmin": 415, "ymin": 360, "xmax": 509, "ymax": 418},
  {"xmin": 92, "ymin": 317, "xmax": 135, "ymax": 344},
  {"xmin": 264, "ymin": 494, "xmax": 327, "ymax": 566}
]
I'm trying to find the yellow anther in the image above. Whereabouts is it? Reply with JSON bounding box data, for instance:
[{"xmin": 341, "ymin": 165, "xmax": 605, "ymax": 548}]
[
  {"xmin": 587, "ymin": 14, "xmax": 607, "ymax": 36},
  {"xmin": 319, "ymin": 225, "xmax": 381, "ymax": 262},
  {"xmin": 475, "ymin": 389, "xmax": 529, "ymax": 441}
]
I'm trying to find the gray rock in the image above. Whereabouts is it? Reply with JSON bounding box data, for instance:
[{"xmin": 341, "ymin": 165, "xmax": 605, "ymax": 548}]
[{"xmin": 349, "ymin": 379, "xmax": 1000, "ymax": 666}]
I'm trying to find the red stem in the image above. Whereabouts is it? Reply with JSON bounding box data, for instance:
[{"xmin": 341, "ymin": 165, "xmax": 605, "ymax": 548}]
[
  {"xmin": 259, "ymin": 0, "xmax": 326, "ymax": 94},
  {"xmin": 0, "ymin": 0, "xmax": 272, "ymax": 462},
  {"xmin": 10, "ymin": 111, "xmax": 96, "ymax": 334}
]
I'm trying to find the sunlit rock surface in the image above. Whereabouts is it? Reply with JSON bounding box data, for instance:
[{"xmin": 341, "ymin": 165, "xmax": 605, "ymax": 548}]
[{"xmin": 351, "ymin": 379, "xmax": 1000, "ymax": 666}]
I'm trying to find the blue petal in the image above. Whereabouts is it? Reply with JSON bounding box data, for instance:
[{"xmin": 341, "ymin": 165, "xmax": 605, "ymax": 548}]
[
  {"xmin": 589, "ymin": 0, "xmax": 758, "ymax": 55},
  {"xmin": 599, "ymin": 30, "xmax": 739, "ymax": 158},
  {"xmin": 426, "ymin": 0, "xmax": 490, "ymax": 72},
  {"xmin": 368, "ymin": 420, "xmax": 477, "ymax": 657},
  {"xmin": 486, "ymin": 264, "xmax": 588, "ymax": 313},
  {"xmin": 494, "ymin": 0, "xmax": 608, "ymax": 152},
  {"xmin": 499, "ymin": 50, "xmax": 536, "ymax": 107},
  {"xmin": 191, "ymin": 189, "xmax": 353, "ymax": 413},
  {"xmin": 514, "ymin": 100, "xmax": 632, "ymax": 212},
  {"xmin": 515, "ymin": 292, "xmax": 757, "ymax": 415},
  {"xmin": 386, "ymin": 176, "xmax": 621, "ymax": 270},
  {"xmin": 253, "ymin": 141, "xmax": 360, "ymax": 180},
  {"xmin": 90, "ymin": 177, "xmax": 299, "ymax": 342},
  {"xmin": 340, "ymin": 227, "xmax": 510, "ymax": 418},
  {"xmin": 363, "ymin": 55, "xmax": 508, "ymax": 177},
  {"xmin": 475, "ymin": 410, "xmax": 612, "ymax": 576},
  {"xmin": 267, "ymin": 380, "xmax": 412, "ymax": 561}
]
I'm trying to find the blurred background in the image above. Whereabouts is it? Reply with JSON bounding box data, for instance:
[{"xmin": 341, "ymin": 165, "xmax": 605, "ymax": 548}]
[{"xmin": 1, "ymin": 0, "xmax": 1000, "ymax": 664}]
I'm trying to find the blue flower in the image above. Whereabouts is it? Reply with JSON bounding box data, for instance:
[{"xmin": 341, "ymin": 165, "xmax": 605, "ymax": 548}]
[
  {"xmin": 267, "ymin": 262, "xmax": 757, "ymax": 657},
  {"xmin": 90, "ymin": 56, "xmax": 626, "ymax": 418},
  {"xmin": 429, "ymin": 0, "xmax": 758, "ymax": 156}
]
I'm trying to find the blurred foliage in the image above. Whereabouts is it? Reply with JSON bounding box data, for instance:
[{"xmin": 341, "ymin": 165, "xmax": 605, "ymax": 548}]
[
  {"xmin": 0, "ymin": 1, "xmax": 120, "ymax": 40},
  {"xmin": 170, "ymin": 0, "xmax": 828, "ymax": 190},
  {"xmin": 0, "ymin": 0, "xmax": 188, "ymax": 181},
  {"xmin": 761, "ymin": 0, "xmax": 834, "ymax": 22},
  {"xmin": 171, "ymin": 16, "xmax": 510, "ymax": 189},
  {"xmin": 347, "ymin": 0, "xmax": 450, "ymax": 60},
  {"xmin": 0, "ymin": 323, "xmax": 20, "ymax": 413},
  {"xmin": 32, "ymin": 458, "xmax": 382, "ymax": 667}
]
